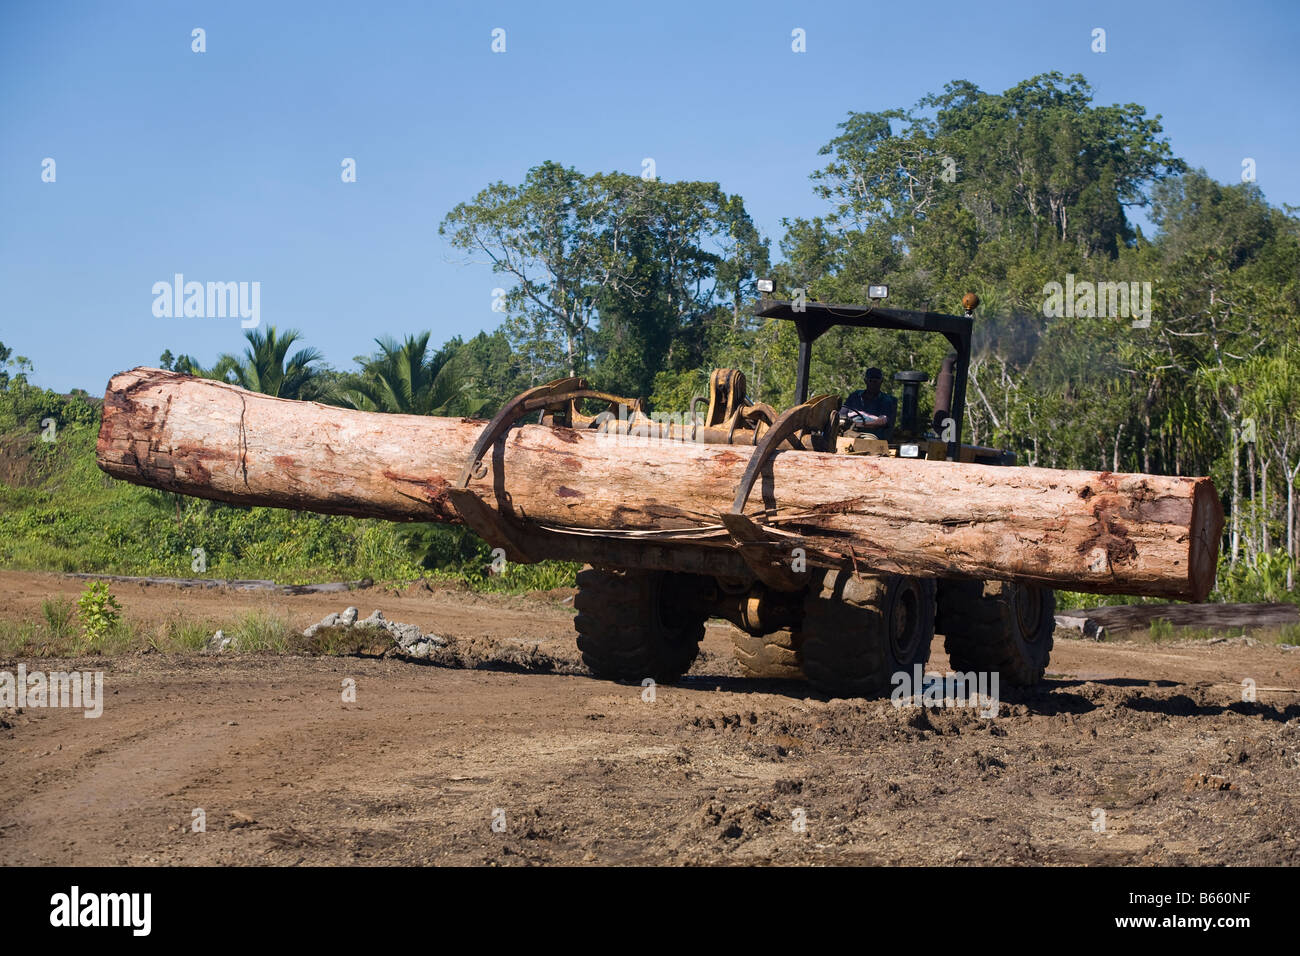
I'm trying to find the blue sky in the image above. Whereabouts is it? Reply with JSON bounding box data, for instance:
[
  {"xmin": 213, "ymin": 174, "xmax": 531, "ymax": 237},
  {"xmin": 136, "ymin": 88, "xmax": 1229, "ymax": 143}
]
[{"xmin": 2, "ymin": 0, "xmax": 1298, "ymax": 393}]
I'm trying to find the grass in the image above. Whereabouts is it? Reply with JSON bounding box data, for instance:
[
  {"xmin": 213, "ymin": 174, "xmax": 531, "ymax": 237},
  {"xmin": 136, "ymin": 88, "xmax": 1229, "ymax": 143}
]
[
  {"xmin": 0, "ymin": 610, "xmax": 268, "ymax": 657},
  {"xmin": 156, "ymin": 616, "xmax": 220, "ymax": 653},
  {"xmin": 41, "ymin": 597, "xmax": 75, "ymax": 639},
  {"xmin": 1142, "ymin": 619, "xmax": 1244, "ymax": 642},
  {"xmin": 226, "ymin": 611, "xmax": 297, "ymax": 653},
  {"xmin": 89, "ymin": 620, "xmax": 142, "ymax": 656},
  {"xmin": 1140, "ymin": 619, "xmax": 1300, "ymax": 645},
  {"xmin": 0, "ymin": 546, "xmax": 578, "ymax": 660},
  {"xmin": 424, "ymin": 560, "xmax": 580, "ymax": 594},
  {"xmin": 292, "ymin": 623, "xmax": 394, "ymax": 657},
  {"xmin": 0, "ymin": 619, "xmax": 39, "ymax": 655},
  {"xmin": 0, "ymin": 615, "xmax": 139, "ymax": 657},
  {"xmin": 1146, "ymin": 618, "xmax": 1176, "ymax": 642},
  {"xmin": 0, "ymin": 609, "xmax": 414, "ymax": 659}
]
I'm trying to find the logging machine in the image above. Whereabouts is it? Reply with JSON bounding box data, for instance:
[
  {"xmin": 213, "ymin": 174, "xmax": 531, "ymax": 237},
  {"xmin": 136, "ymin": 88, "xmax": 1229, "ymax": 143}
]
[
  {"xmin": 476, "ymin": 289, "xmax": 1058, "ymax": 696},
  {"xmin": 99, "ymin": 290, "xmax": 1224, "ymax": 699}
]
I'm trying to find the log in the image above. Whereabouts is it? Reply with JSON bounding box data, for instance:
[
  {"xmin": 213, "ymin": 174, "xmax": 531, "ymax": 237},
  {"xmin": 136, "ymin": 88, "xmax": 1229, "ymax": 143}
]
[
  {"xmin": 66, "ymin": 573, "xmax": 374, "ymax": 594},
  {"xmin": 96, "ymin": 368, "xmax": 1223, "ymax": 600},
  {"xmin": 1054, "ymin": 602, "xmax": 1299, "ymax": 639}
]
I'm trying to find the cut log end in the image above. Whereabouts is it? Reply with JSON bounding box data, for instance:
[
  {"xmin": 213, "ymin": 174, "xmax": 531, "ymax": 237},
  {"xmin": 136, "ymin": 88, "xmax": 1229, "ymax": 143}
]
[{"xmin": 1188, "ymin": 478, "xmax": 1226, "ymax": 603}]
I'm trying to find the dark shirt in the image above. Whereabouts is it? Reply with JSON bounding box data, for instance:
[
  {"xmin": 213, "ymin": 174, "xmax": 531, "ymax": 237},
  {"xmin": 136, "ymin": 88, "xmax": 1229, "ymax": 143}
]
[{"xmin": 844, "ymin": 389, "xmax": 897, "ymax": 438}]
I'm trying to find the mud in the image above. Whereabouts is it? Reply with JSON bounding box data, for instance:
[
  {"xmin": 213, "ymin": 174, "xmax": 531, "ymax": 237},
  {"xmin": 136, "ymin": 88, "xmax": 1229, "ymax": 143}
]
[{"xmin": 1, "ymin": 571, "xmax": 1297, "ymax": 865}]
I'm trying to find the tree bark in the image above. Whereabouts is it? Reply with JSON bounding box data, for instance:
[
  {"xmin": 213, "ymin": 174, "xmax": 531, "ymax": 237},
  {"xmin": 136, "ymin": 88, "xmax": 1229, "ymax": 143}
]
[{"xmin": 97, "ymin": 368, "xmax": 1224, "ymax": 601}]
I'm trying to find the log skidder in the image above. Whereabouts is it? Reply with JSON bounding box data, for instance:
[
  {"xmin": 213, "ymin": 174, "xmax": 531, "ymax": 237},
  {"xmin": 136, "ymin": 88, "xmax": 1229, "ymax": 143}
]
[
  {"xmin": 99, "ymin": 290, "xmax": 1224, "ymax": 700},
  {"xmin": 571, "ymin": 291, "xmax": 1060, "ymax": 696},
  {"xmin": 717, "ymin": 290, "xmax": 1065, "ymax": 696}
]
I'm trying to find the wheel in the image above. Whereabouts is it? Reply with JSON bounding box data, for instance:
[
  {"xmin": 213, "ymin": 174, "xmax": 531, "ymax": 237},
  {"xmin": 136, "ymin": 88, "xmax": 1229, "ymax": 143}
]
[
  {"xmin": 731, "ymin": 628, "xmax": 805, "ymax": 680},
  {"xmin": 574, "ymin": 567, "xmax": 706, "ymax": 683},
  {"xmin": 800, "ymin": 570, "xmax": 936, "ymax": 697},
  {"xmin": 936, "ymin": 580, "xmax": 1055, "ymax": 686}
]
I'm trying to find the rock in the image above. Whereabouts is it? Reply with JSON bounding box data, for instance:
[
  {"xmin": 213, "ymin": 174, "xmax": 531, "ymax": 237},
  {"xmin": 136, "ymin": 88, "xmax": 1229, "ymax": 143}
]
[
  {"xmin": 299, "ymin": 606, "xmax": 444, "ymax": 656},
  {"xmin": 304, "ymin": 610, "xmax": 353, "ymax": 639},
  {"xmin": 388, "ymin": 621, "xmax": 424, "ymax": 648}
]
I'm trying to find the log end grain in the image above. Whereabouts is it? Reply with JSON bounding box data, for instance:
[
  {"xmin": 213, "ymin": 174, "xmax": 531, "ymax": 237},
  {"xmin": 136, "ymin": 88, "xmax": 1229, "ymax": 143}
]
[{"xmin": 1187, "ymin": 478, "xmax": 1226, "ymax": 603}]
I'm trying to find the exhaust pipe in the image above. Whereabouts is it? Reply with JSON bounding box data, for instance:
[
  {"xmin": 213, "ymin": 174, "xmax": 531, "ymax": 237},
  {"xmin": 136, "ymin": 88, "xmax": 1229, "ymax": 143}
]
[{"xmin": 932, "ymin": 351, "xmax": 957, "ymax": 433}]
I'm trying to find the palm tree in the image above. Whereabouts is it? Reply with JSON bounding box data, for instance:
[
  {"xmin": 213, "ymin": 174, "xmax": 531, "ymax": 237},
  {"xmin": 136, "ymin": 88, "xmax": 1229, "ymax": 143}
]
[
  {"xmin": 221, "ymin": 327, "xmax": 322, "ymax": 399},
  {"xmin": 340, "ymin": 333, "xmax": 438, "ymax": 414},
  {"xmin": 172, "ymin": 352, "xmax": 238, "ymax": 382},
  {"xmin": 425, "ymin": 355, "xmax": 494, "ymax": 418},
  {"xmin": 341, "ymin": 333, "xmax": 492, "ymax": 417}
]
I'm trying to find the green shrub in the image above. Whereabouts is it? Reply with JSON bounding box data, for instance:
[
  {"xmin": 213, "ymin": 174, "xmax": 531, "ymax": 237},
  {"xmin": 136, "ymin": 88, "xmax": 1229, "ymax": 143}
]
[
  {"xmin": 1213, "ymin": 551, "xmax": 1298, "ymax": 604},
  {"xmin": 76, "ymin": 580, "xmax": 122, "ymax": 645}
]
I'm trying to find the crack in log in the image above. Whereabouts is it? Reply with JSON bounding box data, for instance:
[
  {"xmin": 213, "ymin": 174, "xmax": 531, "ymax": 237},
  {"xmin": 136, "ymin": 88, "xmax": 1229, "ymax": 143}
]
[
  {"xmin": 806, "ymin": 494, "xmax": 873, "ymax": 516},
  {"xmin": 151, "ymin": 394, "xmax": 172, "ymax": 459},
  {"xmin": 384, "ymin": 473, "xmax": 461, "ymax": 522},
  {"xmin": 238, "ymin": 393, "xmax": 249, "ymax": 487}
]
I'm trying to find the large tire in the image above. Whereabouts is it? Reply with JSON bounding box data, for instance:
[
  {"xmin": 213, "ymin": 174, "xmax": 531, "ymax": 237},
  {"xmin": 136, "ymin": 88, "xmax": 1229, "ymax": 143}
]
[
  {"xmin": 800, "ymin": 571, "xmax": 936, "ymax": 697},
  {"xmin": 936, "ymin": 580, "xmax": 1055, "ymax": 686},
  {"xmin": 574, "ymin": 567, "xmax": 706, "ymax": 683},
  {"xmin": 731, "ymin": 628, "xmax": 805, "ymax": 680}
]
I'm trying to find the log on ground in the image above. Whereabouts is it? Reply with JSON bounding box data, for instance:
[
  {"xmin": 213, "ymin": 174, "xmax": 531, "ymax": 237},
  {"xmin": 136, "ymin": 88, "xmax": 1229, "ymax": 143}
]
[{"xmin": 1054, "ymin": 602, "xmax": 1298, "ymax": 639}]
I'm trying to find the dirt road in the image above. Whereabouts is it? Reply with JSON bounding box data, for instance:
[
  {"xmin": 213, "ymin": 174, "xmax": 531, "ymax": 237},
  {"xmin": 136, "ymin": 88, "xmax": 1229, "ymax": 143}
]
[{"xmin": 1, "ymin": 571, "xmax": 1298, "ymax": 865}]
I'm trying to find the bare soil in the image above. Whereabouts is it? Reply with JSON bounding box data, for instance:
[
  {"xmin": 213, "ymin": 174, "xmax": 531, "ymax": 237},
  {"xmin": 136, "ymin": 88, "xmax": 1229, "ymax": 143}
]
[{"xmin": 1, "ymin": 570, "xmax": 1298, "ymax": 865}]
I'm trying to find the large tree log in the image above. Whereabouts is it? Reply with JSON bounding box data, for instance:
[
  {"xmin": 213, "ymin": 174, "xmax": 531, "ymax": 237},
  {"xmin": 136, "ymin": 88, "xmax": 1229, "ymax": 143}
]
[
  {"xmin": 96, "ymin": 368, "xmax": 1223, "ymax": 600},
  {"xmin": 1054, "ymin": 601, "xmax": 1300, "ymax": 639}
]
